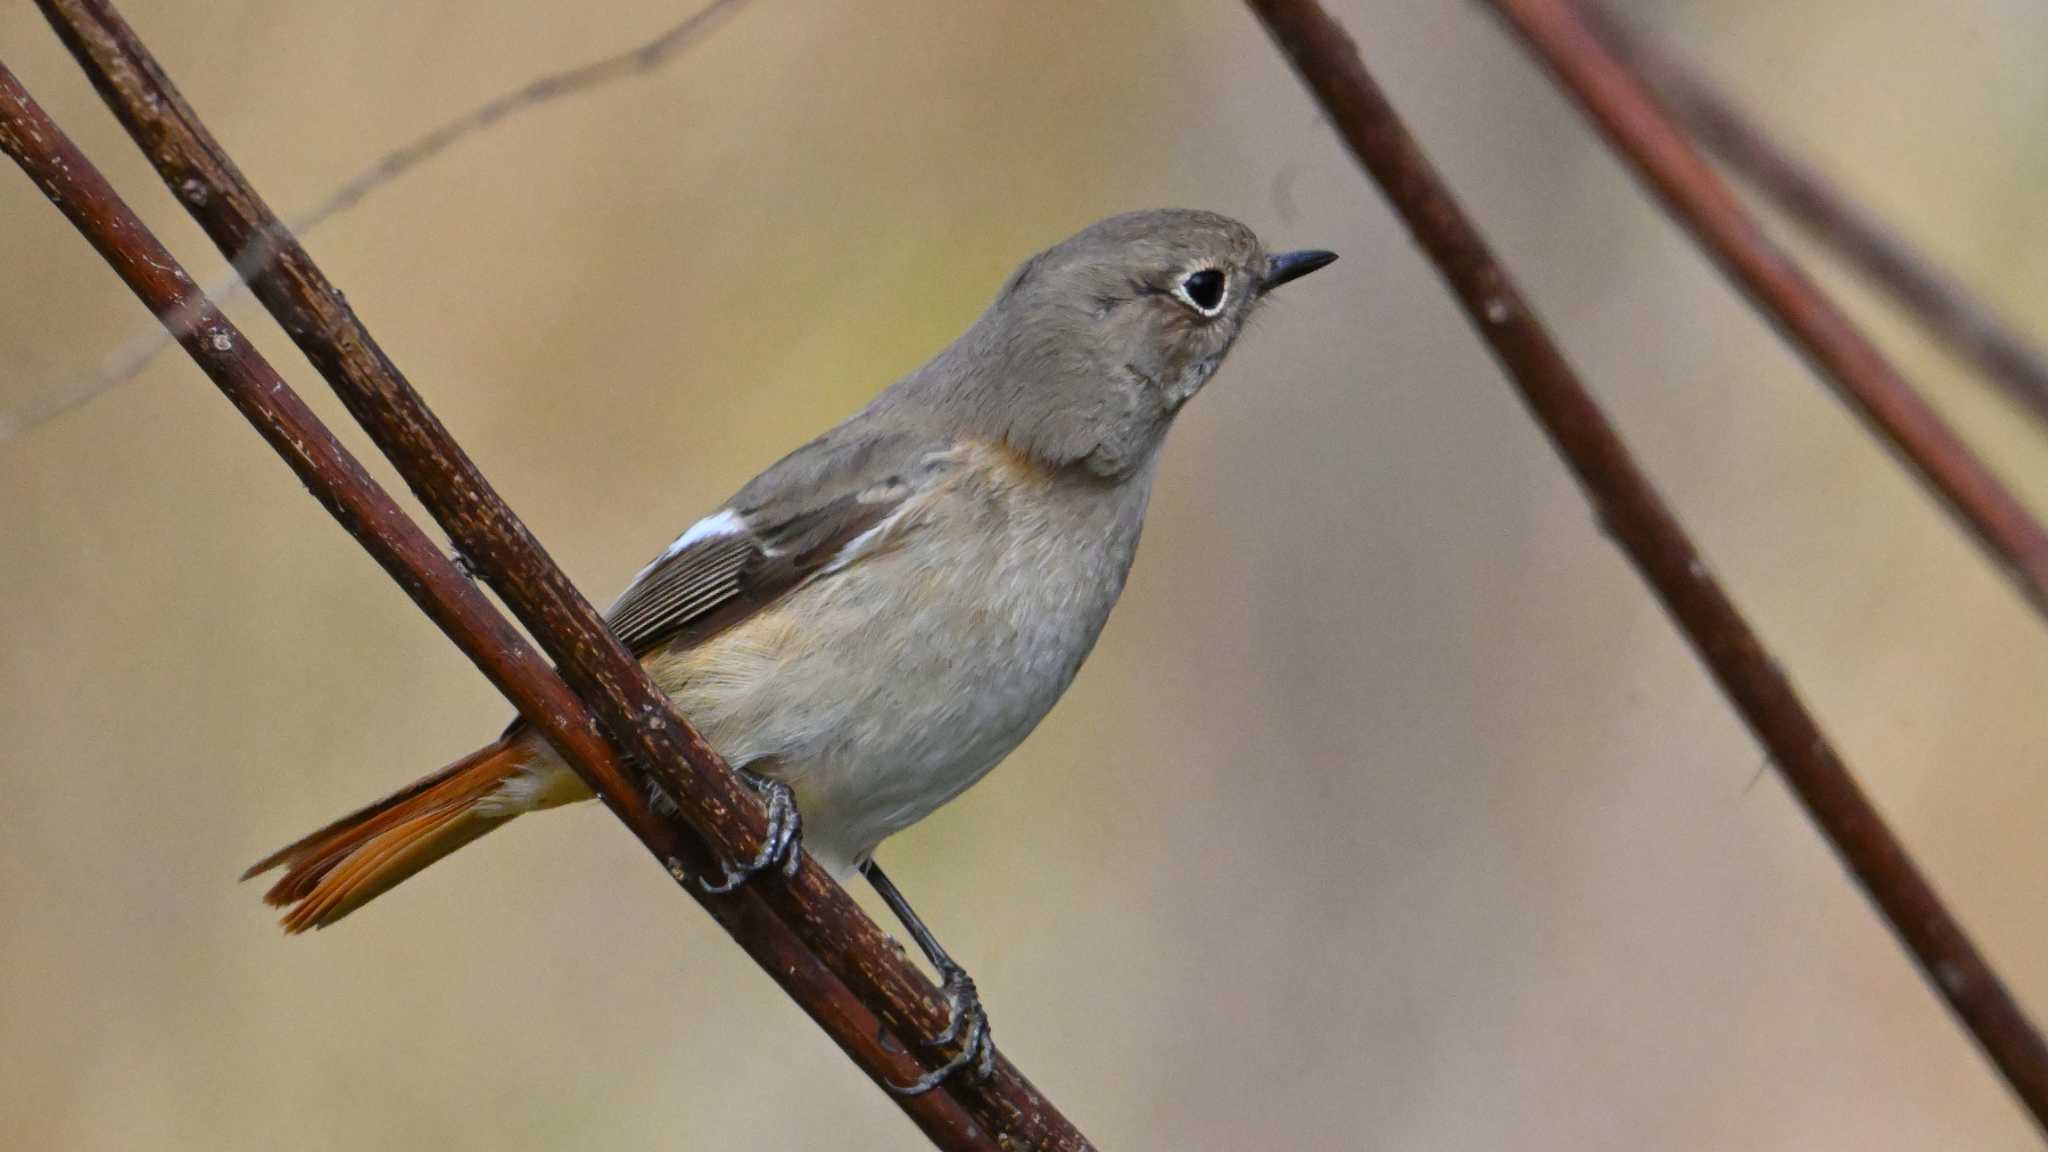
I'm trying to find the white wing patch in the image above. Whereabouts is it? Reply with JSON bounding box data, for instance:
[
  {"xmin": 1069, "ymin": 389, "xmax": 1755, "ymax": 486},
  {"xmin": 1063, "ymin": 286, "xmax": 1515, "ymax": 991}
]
[
  {"xmin": 602, "ymin": 473, "xmax": 923, "ymax": 653},
  {"xmin": 607, "ymin": 509, "xmax": 749, "ymax": 619},
  {"xmin": 623, "ymin": 509, "xmax": 746, "ymax": 589},
  {"xmin": 668, "ymin": 508, "xmax": 745, "ymax": 557}
]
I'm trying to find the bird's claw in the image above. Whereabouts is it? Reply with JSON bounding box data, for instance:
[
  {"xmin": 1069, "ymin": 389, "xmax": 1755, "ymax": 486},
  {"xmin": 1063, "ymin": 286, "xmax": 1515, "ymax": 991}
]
[
  {"xmin": 888, "ymin": 960, "xmax": 995, "ymax": 1095},
  {"xmin": 699, "ymin": 769, "xmax": 802, "ymax": 893}
]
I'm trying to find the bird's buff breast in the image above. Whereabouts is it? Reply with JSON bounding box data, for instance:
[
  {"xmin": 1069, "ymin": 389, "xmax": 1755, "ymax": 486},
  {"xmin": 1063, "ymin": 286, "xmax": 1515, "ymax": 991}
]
[{"xmin": 646, "ymin": 443, "xmax": 1151, "ymax": 876}]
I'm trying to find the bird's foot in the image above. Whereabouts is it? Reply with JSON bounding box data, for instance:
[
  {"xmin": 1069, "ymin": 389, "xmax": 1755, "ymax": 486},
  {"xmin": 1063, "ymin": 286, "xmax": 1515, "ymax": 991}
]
[
  {"xmin": 699, "ymin": 767, "xmax": 803, "ymax": 893},
  {"xmin": 889, "ymin": 959, "xmax": 995, "ymax": 1095}
]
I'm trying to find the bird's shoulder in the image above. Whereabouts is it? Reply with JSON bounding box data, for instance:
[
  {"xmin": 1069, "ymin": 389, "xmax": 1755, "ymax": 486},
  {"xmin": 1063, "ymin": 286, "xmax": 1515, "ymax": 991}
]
[{"xmin": 604, "ymin": 421, "xmax": 959, "ymax": 657}]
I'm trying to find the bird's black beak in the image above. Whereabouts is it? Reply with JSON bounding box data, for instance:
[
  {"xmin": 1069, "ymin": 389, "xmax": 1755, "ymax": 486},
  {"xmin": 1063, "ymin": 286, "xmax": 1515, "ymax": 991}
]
[{"xmin": 1260, "ymin": 249, "xmax": 1338, "ymax": 294}]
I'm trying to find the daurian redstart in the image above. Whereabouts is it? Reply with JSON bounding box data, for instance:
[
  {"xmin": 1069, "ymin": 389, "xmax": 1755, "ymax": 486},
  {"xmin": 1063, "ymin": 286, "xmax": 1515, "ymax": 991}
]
[{"xmin": 248, "ymin": 209, "xmax": 1335, "ymax": 1087}]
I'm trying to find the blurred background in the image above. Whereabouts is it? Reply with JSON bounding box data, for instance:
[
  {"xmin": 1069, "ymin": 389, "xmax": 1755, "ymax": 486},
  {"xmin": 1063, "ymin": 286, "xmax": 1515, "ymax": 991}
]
[{"xmin": 4, "ymin": 1, "xmax": 2046, "ymax": 1147}]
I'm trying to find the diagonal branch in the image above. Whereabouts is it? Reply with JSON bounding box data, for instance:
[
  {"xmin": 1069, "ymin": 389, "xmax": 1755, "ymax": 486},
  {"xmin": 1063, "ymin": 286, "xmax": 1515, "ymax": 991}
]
[
  {"xmin": 36, "ymin": 1, "xmax": 1091, "ymax": 1143},
  {"xmin": 1573, "ymin": 0, "xmax": 2048, "ymax": 434},
  {"xmin": 0, "ymin": 54, "xmax": 1000, "ymax": 1152},
  {"xmin": 32, "ymin": 2, "xmax": 1093, "ymax": 1146},
  {"xmin": 1245, "ymin": 0, "xmax": 2048, "ymax": 1135},
  {"xmin": 1477, "ymin": 0, "xmax": 2048, "ymax": 621},
  {"xmin": 15, "ymin": 3, "xmax": 1100, "ymax": 1146}
]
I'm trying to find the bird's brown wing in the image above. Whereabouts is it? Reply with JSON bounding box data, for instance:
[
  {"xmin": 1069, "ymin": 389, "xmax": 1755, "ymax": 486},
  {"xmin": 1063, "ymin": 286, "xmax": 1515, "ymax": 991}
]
[
  {"xmin": 603, "ymin": 422, "xmax": 948, "ymax": 658},
  {"xmin": 604, "ymin": 487, "xmax": 904, "ymax": 657},
  {"xmin": 496, "ymin": 422, "xmax": 949, "ymax": 741}
]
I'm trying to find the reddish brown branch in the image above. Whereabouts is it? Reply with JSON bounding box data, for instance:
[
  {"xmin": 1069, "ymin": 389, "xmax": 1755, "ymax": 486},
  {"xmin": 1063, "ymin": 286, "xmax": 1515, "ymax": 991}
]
[
  {"xmin": 28, "ymin": 1, "xmax": 1100, "ymax": 1145},
  {"xmin": 1574, "ymin": 0, "xmax": 2048, "ymax": 433},
  {"xmin": 1245, "ymin": 0, "xmax": 2048, "ymax": 1134},
  {"xmin": 0, "ymin": 55, "xmax": 1000, "ymax": 1152},
  {"xmin": 1478, "ymin": 0, "xmax": 2048, "ymax": 621},
  {"xmin": 35, "ymin": 2, "xmax": 1093, "ymax": 1145}
]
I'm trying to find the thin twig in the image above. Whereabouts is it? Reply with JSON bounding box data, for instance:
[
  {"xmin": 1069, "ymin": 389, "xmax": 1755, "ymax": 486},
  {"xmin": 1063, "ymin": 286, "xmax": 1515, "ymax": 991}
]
[
  {"xmin": 1478, "ymin": 0, "xmax": 2048, "ymax": 622},
  {"xmin": 30, "ymin": 1, "xmax": 1093, "ymax": 1147},
  {"xmin": 1245, "ymin": 0, "xmax": 2048, "ymax": 1134},
  {"xmin": 1573, "ymin": 0, "xmax": 2048, "ymax": 432},
  {"xmin": 0, "ymin": 55, "xmax": 999, "ymax": 1152},
  {"xmin": 0, "ymin": 0, "xmax": 747, "ymax": 443}
]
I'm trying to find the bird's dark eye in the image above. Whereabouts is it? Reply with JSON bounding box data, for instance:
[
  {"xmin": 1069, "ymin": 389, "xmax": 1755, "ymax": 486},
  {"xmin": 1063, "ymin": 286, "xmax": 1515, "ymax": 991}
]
[{"xmin": 1178, "ymin": 268, "xmax": 1226, "ymax": 314}]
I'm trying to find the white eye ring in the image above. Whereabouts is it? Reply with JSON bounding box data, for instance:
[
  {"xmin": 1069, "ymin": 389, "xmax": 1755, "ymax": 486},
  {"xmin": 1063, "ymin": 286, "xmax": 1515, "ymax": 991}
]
[{"xmin": 1174, "ymin": 267, "xmax": 1228, "ymax": 317}]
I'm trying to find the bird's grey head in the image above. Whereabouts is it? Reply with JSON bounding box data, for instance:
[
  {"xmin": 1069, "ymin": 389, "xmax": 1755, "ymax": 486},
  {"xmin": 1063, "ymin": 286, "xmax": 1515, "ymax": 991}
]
[{"xmin": 912, "ymin": 209, "xmax": 1336, "ymax": 478}]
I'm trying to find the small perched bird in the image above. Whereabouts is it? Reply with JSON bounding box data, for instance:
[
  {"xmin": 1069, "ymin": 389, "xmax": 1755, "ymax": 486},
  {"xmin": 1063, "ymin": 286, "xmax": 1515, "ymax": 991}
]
[{"xmin": 247, "ymin": 209, "xmax": 1334, "ymax": 1088}]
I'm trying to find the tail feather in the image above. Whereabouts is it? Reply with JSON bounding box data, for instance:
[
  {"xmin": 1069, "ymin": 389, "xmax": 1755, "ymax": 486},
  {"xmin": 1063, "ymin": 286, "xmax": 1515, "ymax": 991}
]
[{"xmin": 246, "ymin": 736, "xmax": 528, "ymax": 933}]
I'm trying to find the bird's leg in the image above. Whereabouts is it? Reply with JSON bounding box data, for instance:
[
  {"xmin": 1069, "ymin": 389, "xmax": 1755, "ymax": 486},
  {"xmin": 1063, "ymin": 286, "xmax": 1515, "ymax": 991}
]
[
  {"xmin": 699, "ymin": 765, "xmax": 803, "ymax": 893},
  {"xmin": 862, "ymin": 859, "xmax": 995, "ymax": 1094}
]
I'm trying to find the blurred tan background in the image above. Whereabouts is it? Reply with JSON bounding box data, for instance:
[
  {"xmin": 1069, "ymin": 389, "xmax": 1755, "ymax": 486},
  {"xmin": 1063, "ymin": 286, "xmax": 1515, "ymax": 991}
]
[{"xmin": 4, "ymin": 2, "xmax": 2047, "ymax": 1148}]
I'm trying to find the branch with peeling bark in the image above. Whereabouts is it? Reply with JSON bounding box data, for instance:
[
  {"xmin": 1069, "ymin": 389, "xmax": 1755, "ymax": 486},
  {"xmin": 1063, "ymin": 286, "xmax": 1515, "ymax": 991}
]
[
  {"xmin": 1245, "ymin": 0, "xmax": 2048, "ymax": 1136},
  {"xmin": 6, "ymin": 2, "xmax": 1096, "ymax": 1147}
]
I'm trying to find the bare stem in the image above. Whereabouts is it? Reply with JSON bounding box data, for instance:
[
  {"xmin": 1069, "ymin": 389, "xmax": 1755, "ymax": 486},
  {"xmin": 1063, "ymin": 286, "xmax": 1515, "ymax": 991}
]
[
  {"xmin": 1478, "ymin": 0, "xmax": 2048, "ymax": 621},
  {"xmin": 0, "ymin": 54, "xmax": 996, "ymax": 1151},
  {"xmin": 1246, "ymin": 0, "xmax": 2048, "ymax": 1134},
  {"xmin": 9, "ymin": 3, "xmax": 1102, "ymax": 1145},
  {"xmin": 34, "ymin": 0, "xmax": 1093, "ymax": 1143},
  {"xmin": 1573, "ymin": 0, "xmax": 2048, "ymax": 433}
]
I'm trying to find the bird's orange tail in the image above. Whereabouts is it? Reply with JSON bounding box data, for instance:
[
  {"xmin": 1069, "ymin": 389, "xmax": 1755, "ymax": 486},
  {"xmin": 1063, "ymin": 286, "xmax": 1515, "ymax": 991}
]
[{"xmin": 244, "ymin": 736, "xmax": 528, "ymax": 933}]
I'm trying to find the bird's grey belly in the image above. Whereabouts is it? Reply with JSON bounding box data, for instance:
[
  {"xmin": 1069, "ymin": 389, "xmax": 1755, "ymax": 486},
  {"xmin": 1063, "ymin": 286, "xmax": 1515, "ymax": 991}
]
[{"xmin": 681, "ymin": 479, "xmax": 1147, "ymax": 876}]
